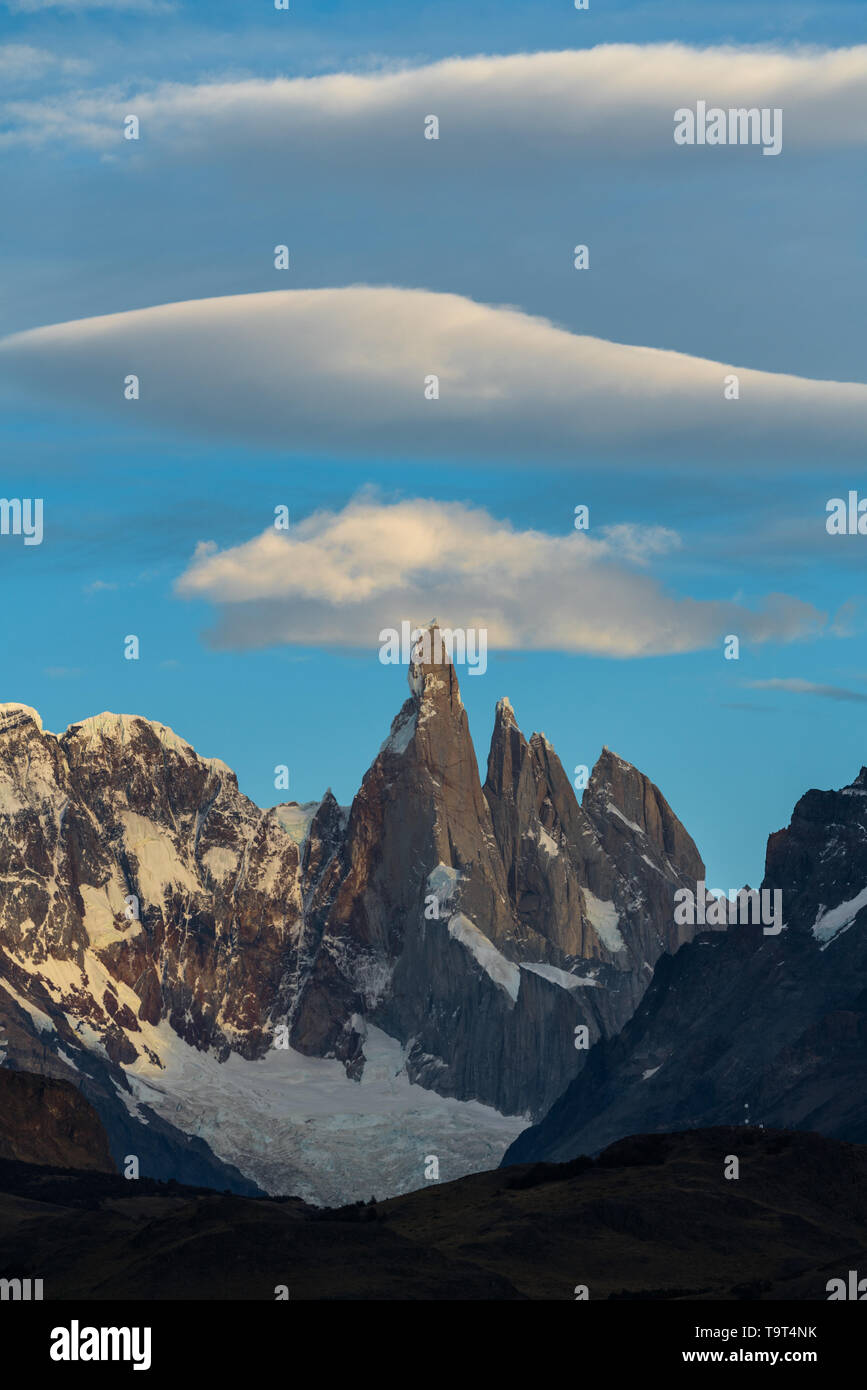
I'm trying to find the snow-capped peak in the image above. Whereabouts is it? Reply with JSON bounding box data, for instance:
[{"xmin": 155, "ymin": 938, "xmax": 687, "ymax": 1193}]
[{"xmin": 0, "ymin": 703, "xmax": 44, "ymax": 732}]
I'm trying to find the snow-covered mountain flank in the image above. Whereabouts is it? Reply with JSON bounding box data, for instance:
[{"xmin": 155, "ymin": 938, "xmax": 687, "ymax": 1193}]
[{"xmin": 0, "ymin": 632, "xmax": 707, "ymax": 1202}]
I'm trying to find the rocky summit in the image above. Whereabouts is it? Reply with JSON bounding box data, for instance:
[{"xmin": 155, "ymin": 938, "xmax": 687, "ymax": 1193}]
[{"xmin": 0, "ymin": 632, "xmax": 705, "ymax": 1202}]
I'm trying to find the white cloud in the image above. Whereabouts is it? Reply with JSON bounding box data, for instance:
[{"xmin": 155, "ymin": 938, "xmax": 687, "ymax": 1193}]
[
  {"xmin": 174, "ymin": 495, "xmax": 826, "ymax": 657},
  {"xmin": 4, "ymin": 0, "xmax": 169, "ymax": 11},
  {"xmin": 598, "ymin": 524, "xmax": 682, "ymax": 566},
  {"xmin": 2, "ymin": 43, "xmax": 866, "ymax": 152},
  {"xmin": 0, "ymin": 43, "xmax": 88, "ymax": 80},
  {"xmin": 1, "ymin": 286, "xmax": 865, "ymax": 466},
  {"xmin": 748, "ymin": 678, "xmax": 867, "ymax": 702}
]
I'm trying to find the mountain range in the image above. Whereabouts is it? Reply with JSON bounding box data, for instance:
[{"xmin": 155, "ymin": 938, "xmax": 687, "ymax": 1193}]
[
  {"xmin": 3, "ymin": 629, "xmax": 866, "ymax": 1206},
  {"xmin": 0, "ymin": 629, "xmax": 707, "ymax": 1202}
]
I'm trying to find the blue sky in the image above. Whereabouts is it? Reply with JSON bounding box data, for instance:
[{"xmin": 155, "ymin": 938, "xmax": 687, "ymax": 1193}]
[{"xmin": 1, "ymin": 0, "xmax": 866, "ymax": 890}]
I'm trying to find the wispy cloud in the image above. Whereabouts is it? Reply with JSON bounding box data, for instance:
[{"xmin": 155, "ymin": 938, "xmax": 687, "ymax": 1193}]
[
  {"xmin": 598, "ymin": 524, "xmax": 682, "ymax": 566},
  {"xmin": 2, "ymin": 287, "xmax": 866, "ymax": 466},
  {"xmin": 2, "ymin": 43, "xmax": 866, "ymax": 151},
  {"xmin": 747, "ymin": 678, "xmax": 867, "ymax": 702},
  {"xmin": 174, "ymin": 495, "xmax": 827, "ymax": 657},
  {"xmin": 0, "ymin": 43, "xmax": 89, "ymax": 81},
  {"xmin": 4, "ymin": 0, "xmax": 171, "ymax": 12}
]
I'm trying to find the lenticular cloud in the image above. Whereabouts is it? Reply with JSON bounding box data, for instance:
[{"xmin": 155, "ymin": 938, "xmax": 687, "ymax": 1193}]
[{"xmin": 1, "ymin": 286, "xmax": 866, "ymax": 466}]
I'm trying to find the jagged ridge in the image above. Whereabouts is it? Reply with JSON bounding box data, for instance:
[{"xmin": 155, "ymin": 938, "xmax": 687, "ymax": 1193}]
[{"xmin": 0, "ymin": 634, "xmax": 707, "ymax": 1193}]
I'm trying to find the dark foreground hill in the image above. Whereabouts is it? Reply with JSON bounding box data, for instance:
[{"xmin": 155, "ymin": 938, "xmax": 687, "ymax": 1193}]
[{"xmin": 2, "ymin": 1126, "xmax": 866, "ymax": 1300}]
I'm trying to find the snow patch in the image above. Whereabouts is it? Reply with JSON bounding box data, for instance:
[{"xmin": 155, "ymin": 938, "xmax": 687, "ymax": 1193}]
[
  {"xmin": 813, "ymin": 886, "xmax": 867, "ymax": 946},
  {"xmin": 67, "ymin": 712, "xmax": 192, "ymax": 757},
  {"xmin": 607, "ymin": 802, "xmax": 644, "ymax": 836},
  {"xmin": 0, "ymin": 703, "xmax": 44, "ymax": 733},
  {"xmin": 521, "ymin": 962, "xmax": 599, "ymax": 989},
  {"xmin": 273, "ymin": 802, "xmax": 319, "ymax": 847},
  {"xmin": 381, "ymin": 709, "xmax": 417, "ymax": 756},
  {"xmin": 426, "ymin": 863, "xmax": 462, "ymax": 910},
  {"xmin": 0, "ymin": 978, "xmax": 56, "ymax": 1033},
  {"xmin": 80, "ymin": 880, "xmax": 144, "ymax": 947},
  {"xmin": 583, "ymin": 888, "xmax": 626, "ymax": 952},
  {"xmin": 201, "ymin": 847, "xmax": 240, "ymax": 881},
  {"xmin": 418, "ymin": 677, "xmax": 446, "ymax": 726},
  {"xmin": 447, "ymin": 913, "xmax": 520, "ymax": 1001},
  {"xmin": 118, "ymin": 810, "xmax": 201, "ymax": 900},
  {"xmin": 538, "ymin": 827, "xmax": 559, "ymax": 858},
  {"xmin": 640, "ymin": 853, "xmax": 664, "ymax": 875}
]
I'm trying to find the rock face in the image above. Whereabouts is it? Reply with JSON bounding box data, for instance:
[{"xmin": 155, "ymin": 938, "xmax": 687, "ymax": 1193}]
[
  {"xmin": 284, "ymin": 639, "xmax": 707, "ymax": 1117},
  {"xmin": 0, "ymin": 632, "xmax": 707, "ymax": 1191},
  {"xmin": 0, "ymin": 703, "xmax": 304, "ymax": 1060},
  {"xmin": 582, "ymin": 746, "xmax": 706, "ymax": 964},
  {"xmin": 503, "ymin": 767, "xmax": 867, "ymax": 1166},
  {"xmin": 0, "ymin": 1069, "xmax": 115, "ymax": 1171},
  {"xmin": 484, "ymin": 718, "xmax": 704, "ymax": 986}
]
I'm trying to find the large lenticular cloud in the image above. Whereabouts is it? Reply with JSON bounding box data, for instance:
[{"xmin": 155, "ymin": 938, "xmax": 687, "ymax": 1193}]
[{"xmin": 1, "ymin": 287, "xmax": 866, "ymax": 465}]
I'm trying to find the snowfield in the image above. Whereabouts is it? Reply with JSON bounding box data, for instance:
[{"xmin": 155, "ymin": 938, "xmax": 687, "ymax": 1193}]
[
  {"xmin": 4, "ymin": 938, "xmax": 526, "ymax": 1207},
  {"xmin": 121, "ymin": 1020, "xmax": 526, "ymax": 1206}
]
